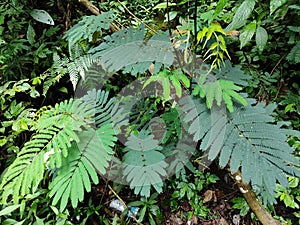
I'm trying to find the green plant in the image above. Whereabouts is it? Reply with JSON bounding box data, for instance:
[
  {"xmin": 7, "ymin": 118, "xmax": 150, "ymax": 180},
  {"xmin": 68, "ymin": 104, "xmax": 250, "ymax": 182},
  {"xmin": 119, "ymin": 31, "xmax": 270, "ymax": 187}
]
[
  {"xmin": 0, "ymin": 189, "xmax": 74, "ymax": 225},
  {"xmin": 1, "ymin": 2, "xmax": 300, "ymax": 225},
  {"xmin": 197, "ymin": 22, "xmax": 231, "ymax": 69},
  {"xmin": 276, "ymin": 176, "xmax": 300, "ymax": 225},
  {"xmin": 0, "ymin": 79, "xmax": 40, "ymax": 160},
  {"xmin": 0, "ymin": 1, "xmax": 62, "ymax": 82},
  {"xmin": 231, "ymin": 197, "xmax": 250, "ymax": 217},
  {"xmin": 277, "ymin": 85, "xmax": 300, "ymax": 129},
  {"xmin": 128, "ymin": 193, "xmax": 163, "ymax": 225},
  {"xmin": 1, "ymin": 89, "xmax": 117, "ymax": 212},
  {"xmin": 171, "ymin": 171, "xmax": 219, "ymax": 219},
  {"xmin": 231, "ymin": 0, "xmax": 300, "ymax": 103},
  {"xmin": 143, "ymin": 68, "xmax": 190, "ymax": 100}
]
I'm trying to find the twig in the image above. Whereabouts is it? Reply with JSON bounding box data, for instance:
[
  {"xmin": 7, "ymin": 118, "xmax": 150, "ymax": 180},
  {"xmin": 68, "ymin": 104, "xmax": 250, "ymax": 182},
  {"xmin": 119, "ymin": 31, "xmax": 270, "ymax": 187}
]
[
  {"xmin": 270, "ymin": 53, "xmax": 287, "ymax": 76},
  {"xmin": 117, "ymin": 0, "xmax": 157, "ymax": 34},
  {"xmin": 269, "ymin": 53, "xmax": 287, "ymax": 102},
  {"xmin": 107, "ymin": 184, "xmax": 142, "ymax": 224}
]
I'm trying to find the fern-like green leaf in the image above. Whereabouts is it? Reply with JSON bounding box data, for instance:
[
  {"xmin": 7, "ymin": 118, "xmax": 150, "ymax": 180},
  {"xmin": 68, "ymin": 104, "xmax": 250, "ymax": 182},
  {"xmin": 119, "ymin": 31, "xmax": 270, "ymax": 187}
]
[
  {"xmin": 0, "ymin": 100, "xmax": 84, "ymax": 204},
  {"xmin": 161, "ymin": 108, "xmax": 182, "ymax": 144},
  {"xmin": 64, "ymin": 11, "xmax": 115, "ymax": 50},
  {"xmin": 42, "ymin": 52, "xmax": 68, "ymax": 96},
  {"xmin": 143, "ymin": 69, "xmax": 190, "ymax": 100},
  {"xmin": 122, "ymin": 130, "xmax": 167, "ymax": 197},
  {"xmin": 78, "ymin": 125, "xmax": 116, "ymax": 175},
  {"xmin": 193, "ymin": 79, "xmax": 247, "ymax": 112},
  {"xmin": 49, "ymin": 142, "xmax": 99, "ymax": 211},
  {"xmin": 81, "ymin": 89, "xmax": 116, "ymax": 128},
  {"xmin": 47, "ymin": 89, "xmax": 117, "ymax": 211},
  {"xmin": 0, "ymin": 93, "xmax": 99, "ymax": 205},
  {"xmin": 193, "ymin": 62, "xmax": 248, "ymax": 112},
  {"xmin": 213, "ymin": 60, "xmax": 251, "ymax": 86},
  {"xmin": 89, "ymin": 26, "xmax": 174, "ymax": 75},
  {"xmin": 182, "ymin": 95, "xmax": 300, "ymax": 204},
  {"xmin": 48, "ymin": 45, "xmax": 98, "ymax": 91},
  {"xmin": 286, "ymin": 41, "xmax": 300, "ymax": 64}
]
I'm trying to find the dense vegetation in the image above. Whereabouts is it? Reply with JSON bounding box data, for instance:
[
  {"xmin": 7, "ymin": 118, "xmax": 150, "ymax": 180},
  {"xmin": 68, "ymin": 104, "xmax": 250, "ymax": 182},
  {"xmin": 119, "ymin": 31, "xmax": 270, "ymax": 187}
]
[{"xmin": 0, "ymin": 0, "xmax": 299, "ymax": 224}]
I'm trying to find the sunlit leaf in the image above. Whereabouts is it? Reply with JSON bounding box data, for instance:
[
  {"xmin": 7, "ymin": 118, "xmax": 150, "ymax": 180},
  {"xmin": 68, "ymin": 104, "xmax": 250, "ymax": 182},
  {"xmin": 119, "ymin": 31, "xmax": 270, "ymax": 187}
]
[
  {"xmin": 197, "ymin": 27, "xmax": 208, "ymax": 43},
  {"xmin": 225, "ymin": 0, "xmax": 255, "ymax": 31},
  {"xmin": 270, "ymin": 0, "xmax": 288, "ymax": 15},
  {"xmin": 213, "ymin": 0, "xmax": 228, "ymax": 21},
  {"xmin": 0, "ymin": 204, "xmax": 21, "ymax": 216},
  {"xmin": 29, "ymin": 9, "xmax": 54, "ymax": 25},
  {"xmin": 240, "ymin": 21, "xmax": 256, "ymax": 48},
  {"xmin": 255, "ymin": 26, "xmax": 268, "ymax": 51}
]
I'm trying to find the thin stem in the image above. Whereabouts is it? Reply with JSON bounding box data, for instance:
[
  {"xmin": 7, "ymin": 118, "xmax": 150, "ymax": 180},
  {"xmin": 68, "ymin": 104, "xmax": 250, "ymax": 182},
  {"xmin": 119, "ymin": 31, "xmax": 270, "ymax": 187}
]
[
  {"xmin": 107, "ymin": 184, "xmax": 142, "ymax": 224},
  {"xmin": 117, "ymin": 0, "xmax": 157, "ymax": 34}
]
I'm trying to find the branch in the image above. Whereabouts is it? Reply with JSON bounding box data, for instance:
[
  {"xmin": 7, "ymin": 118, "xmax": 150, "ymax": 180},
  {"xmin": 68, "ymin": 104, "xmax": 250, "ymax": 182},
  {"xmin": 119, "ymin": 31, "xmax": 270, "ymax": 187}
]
[
  {"xmin": 117, "ymin": 0, "xmax": 157, "ymax": 34},
  {"xmin": 78, "ymin": 0, "xmax": 120, "ymax": 32},
  {"xmin": 79, "ymin": 0, "xmax": 99, "ymax": 15},
  {"xmin": 232, "ymin": 170, "xmax": 281, "ymax": 225},
  {"xmin": 270, "ymin": 53, "xmax": 287, "ymax": 76}
]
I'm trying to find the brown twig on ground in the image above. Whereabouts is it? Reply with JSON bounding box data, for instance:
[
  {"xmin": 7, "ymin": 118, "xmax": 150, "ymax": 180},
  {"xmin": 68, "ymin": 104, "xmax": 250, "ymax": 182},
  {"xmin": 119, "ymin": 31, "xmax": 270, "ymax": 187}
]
[{"xmin": 78, "ymin": 0, "xmax": 120, "ymax": 32}]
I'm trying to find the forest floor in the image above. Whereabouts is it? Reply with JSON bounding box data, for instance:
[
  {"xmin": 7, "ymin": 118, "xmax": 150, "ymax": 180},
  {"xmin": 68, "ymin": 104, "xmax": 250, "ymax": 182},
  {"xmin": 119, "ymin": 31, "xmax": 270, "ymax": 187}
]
[{"xmin": 87, "ymin": 163, "xmax": 298, "ymax": 225}]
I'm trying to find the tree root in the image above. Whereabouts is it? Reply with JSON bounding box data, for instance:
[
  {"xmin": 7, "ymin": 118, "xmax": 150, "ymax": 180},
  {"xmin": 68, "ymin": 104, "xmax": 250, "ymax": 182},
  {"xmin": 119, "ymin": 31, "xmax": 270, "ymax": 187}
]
[{"xmin": 232, "ymin": 170, "xmax": 281, "ymax": 225}]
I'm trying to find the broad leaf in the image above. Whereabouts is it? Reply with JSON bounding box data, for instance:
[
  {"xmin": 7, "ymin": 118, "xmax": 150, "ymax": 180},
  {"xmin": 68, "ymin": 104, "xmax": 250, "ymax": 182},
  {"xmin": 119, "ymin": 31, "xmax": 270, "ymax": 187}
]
[
  {"xmin": 255, "ymin": 26, "xmax": 268, "ymax": 51},
  {"xmin": 29, "ymin": 9, "xmax": 54, "ymax": 25},
  {"xmin": 270, "ymin": 0, "xmax": 288, "ymax": 15},
  {"xmin": 26, "ymin": 24, "xmax": 35, "ymax": 45},
  {"xmin": 240, "ymin": 21, "xmax": 256, "ymax": 48},
  {"xmin": 225, "ymin": 0, "xmax": 255, "ymax": 31}
]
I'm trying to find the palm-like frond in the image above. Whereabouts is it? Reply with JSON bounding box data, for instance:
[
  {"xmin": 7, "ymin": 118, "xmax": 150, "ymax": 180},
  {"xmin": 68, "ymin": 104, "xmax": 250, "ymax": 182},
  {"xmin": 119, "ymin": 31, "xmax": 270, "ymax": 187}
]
[{"xmin": 0, "ymin": 99, "xmax": 84, "ymax": 204}]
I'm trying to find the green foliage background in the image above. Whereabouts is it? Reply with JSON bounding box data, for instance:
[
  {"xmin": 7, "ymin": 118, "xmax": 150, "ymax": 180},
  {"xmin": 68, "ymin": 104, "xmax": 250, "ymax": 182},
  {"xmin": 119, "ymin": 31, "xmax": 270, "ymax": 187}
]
[{"xmin": 0, "ymin": 0, "xmax": 299, "ymax": 224}]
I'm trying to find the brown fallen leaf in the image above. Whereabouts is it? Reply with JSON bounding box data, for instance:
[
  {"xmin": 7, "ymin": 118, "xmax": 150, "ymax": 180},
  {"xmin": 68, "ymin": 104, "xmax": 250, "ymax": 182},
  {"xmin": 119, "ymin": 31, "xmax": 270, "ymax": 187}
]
[{"xmin": 203, "ymin": 190, "xmax": 217, "ymax": 203}]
